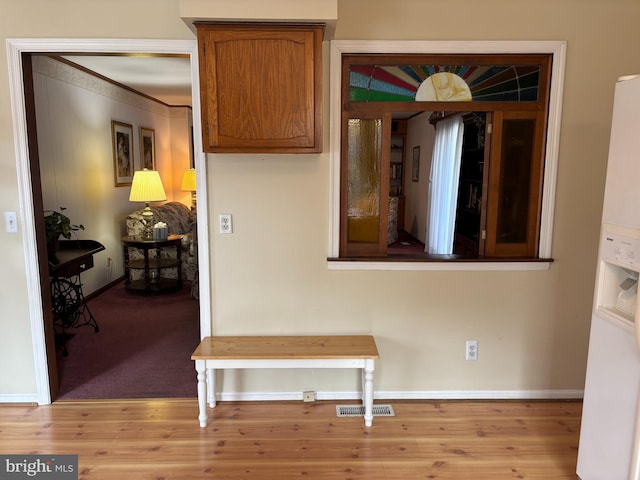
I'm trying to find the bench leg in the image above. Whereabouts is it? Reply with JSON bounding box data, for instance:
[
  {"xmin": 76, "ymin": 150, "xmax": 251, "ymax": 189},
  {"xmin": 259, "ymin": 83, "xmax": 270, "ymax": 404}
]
[
  {"xmin": 207, "ymin": 368, "xmax": 216, "ymax": 408},
  {"xmin": 363, "ymin": 359, "xmax": 375, "ymax": 427},
  {"xmin": 195, "ymin": 360, "xmax": 208, "ymax": 427}
]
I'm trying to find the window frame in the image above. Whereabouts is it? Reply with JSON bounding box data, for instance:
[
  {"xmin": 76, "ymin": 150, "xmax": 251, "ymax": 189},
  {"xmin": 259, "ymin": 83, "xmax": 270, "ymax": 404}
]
[{"xmin": 328, "ymin": 40, "xmax": 566, "ymax": 271}]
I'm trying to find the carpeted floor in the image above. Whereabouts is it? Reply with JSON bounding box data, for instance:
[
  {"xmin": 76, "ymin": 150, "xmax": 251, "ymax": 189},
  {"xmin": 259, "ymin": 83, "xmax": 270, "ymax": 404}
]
[
  {"xmin": 56, "ymin": 280, "xmax": 200, "ymax": 400},
  {"xmin": 388, "ymin": 230, "xmax": 425, "ymax": 254}
]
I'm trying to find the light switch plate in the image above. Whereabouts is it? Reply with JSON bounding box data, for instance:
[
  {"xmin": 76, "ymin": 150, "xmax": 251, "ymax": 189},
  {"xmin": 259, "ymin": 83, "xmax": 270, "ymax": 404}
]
[{"xmin": 4, "ymin": 211, "xmax": 18, "ymax": 233}]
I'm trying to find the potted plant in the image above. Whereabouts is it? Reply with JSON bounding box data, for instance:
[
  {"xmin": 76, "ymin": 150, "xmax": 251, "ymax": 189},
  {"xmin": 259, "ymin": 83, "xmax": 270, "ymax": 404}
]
[{"xmin": 44, "ymin": 207, "xmax": 84, "ymax": 254}]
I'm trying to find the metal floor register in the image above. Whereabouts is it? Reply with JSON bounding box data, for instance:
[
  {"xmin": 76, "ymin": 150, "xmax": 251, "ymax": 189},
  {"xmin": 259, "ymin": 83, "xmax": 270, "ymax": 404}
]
[{"xmin": 336, "ymin": 404, "xmax": 395, "ymax": 417}]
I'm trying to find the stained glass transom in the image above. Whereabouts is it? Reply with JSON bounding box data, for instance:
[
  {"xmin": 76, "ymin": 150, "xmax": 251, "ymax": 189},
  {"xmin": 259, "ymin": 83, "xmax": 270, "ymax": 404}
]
[{"xmin": 349, "ymin": 64, "xmax": 540, "ymax": 102}]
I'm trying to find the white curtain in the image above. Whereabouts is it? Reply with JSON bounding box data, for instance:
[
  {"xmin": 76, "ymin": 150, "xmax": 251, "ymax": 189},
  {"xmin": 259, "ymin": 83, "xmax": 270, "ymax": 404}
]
[{"xmin": 425, "ymin": 116, "xmax": 464, "ymax": 254}]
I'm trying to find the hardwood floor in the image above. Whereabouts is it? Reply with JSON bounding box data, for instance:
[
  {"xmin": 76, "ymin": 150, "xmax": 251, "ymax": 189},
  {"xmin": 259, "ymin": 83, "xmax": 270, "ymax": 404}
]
[{"xmin": 0, "ymin": 399, "xmax": 581, "ymax": 479}]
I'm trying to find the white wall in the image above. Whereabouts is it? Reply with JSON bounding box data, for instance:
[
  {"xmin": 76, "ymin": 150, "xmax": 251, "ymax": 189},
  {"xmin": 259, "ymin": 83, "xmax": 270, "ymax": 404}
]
[
  {"xmin": 33, "ymin": 56, "xmax": 192, "ymax": 295},
  {"xmin": 170, "ymin": 108, "xmax": 195, "ymax": 208},
  {"xmin": 2, "ymin": 0, "xmax": 640, "ymax": 402},
  {"xmin": 404, "ymin": 112, "xmax": 434, "ymax": 243},
  {"xmin": 206, "ymin": 0, "xmax": 640, "ymax": 398}
]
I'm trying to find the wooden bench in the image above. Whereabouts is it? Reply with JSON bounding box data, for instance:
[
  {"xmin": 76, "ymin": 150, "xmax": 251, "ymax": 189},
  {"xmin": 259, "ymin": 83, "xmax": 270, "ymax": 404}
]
[{"xmin": 191, "ymin": 335, "xmax": 380, "ymax": 427}]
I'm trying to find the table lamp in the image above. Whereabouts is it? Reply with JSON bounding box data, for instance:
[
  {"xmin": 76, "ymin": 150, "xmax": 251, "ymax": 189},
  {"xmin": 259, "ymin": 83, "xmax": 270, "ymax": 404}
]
[
  {"xmin": 129, "ymin": 168, "xmax": 167, "ymax": 239},
  {"xmin": 181, "ymin": 168, "xmax": 197, "ymax": 210}
]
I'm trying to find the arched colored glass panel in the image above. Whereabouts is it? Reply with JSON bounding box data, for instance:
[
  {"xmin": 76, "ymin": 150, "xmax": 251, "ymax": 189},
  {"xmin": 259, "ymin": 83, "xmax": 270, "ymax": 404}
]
[{"xmin": 349, "ymin": 64, "xmax": 540, "ymax": 102}]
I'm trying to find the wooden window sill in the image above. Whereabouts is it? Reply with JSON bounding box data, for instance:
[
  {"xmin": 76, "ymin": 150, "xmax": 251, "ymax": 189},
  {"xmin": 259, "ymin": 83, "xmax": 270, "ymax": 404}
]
[{"xmin": 327, "ymin": 256, "xmax": 554, "ymax": 271}]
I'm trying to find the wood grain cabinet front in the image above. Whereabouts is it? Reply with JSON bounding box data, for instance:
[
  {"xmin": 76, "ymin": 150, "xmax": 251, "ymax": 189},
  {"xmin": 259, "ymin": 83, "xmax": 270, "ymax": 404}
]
[{"xmin": 196, "ymin": 23, "xmax": 323, "ymax": 153}]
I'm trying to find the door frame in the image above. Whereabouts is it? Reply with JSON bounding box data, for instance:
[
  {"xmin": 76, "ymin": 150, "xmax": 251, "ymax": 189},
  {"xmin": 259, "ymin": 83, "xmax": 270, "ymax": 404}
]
[{"xmin": 6, "ymin": 38, "xmax": 212, "ymax": 404}]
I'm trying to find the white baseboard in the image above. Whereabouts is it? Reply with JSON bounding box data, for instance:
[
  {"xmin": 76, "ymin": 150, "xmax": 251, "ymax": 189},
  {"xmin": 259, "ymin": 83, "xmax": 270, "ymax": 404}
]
[
  {"xmin": 0, "ymin": 393, "xmax": 41, "ymax": 404},
  {"xmin": 374, "ymin": 389, "xmax": 584, "ymax": 400},
  {"xmin": 0, "ymin": 390, "xmax": 583, "ymax": 404},
  {"xmin": 217, "ymin": 391, "xmax": 363, "ymax": 402},
  {"xmin": 218, "ymin": 389, "xmax": 583, "ymax": 402}
]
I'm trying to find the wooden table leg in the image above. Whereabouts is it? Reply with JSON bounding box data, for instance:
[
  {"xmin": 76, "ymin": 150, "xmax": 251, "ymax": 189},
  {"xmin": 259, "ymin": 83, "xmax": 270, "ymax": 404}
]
[
  {"xmin": 195, "ymin": 359, "xmax": 207, "ymax": 427},
  {"xmin": 363, "ymin": 359, "xmax": 375, "ymax": 427}
]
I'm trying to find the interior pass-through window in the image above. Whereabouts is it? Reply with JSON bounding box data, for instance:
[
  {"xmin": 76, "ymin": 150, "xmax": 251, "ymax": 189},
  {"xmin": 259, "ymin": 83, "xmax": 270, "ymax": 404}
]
[{"xmin": 336, "ymin": 51, "xmax": 555, "ymax": 262}]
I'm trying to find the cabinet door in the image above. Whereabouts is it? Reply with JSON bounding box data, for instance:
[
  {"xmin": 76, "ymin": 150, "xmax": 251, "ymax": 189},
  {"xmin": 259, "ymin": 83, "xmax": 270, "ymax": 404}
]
[
  {"xmin": 197, "ymin": 23, "xmax": 323, "ymax": 153},
  {"xmin": 340, "ymin": 113, "xmax": 391, "ymax": 257},
  {"xmin": 484, "ymin": 110, "xmax": 545, "ymax": 257}
]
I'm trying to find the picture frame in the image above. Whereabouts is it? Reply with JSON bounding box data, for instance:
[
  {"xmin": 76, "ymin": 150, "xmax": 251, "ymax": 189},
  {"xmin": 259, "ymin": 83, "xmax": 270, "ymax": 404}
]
[
  {"xmin": 190, "ymin": 126, "xmax": 195, "ymax": 168},
  {"xmin": 139, "ymin": 127, "xmax": 156, "ymax": 170},
  {"xmin": 111, "ymin": 120, "xmax": 134, "ymax": 187},
  {"xmin": 412, "ymin": 145, "xmax": 420, "ymax": 182}
]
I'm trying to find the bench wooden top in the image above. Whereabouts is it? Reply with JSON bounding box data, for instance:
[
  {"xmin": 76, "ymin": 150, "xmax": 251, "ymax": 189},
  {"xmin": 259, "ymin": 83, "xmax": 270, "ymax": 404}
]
[{"xmin": 191, "ymin": 335, "xmax": 379, "ymax": 360}]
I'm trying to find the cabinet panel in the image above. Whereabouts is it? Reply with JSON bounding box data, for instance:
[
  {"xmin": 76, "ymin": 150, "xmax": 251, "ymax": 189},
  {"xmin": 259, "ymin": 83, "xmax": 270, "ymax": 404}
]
[
  {"xmin": 485, "ymin": 110, "xmax": 544, "ymax": 257},
  {"xmin": 197, "ymin": 23, "xmax": 323, "ymax": 153}
]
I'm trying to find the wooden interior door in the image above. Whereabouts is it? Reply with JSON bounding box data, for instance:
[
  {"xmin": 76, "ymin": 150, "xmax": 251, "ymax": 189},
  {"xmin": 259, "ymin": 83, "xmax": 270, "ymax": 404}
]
[{"xmin": 22, "ymin": 53, "xmax": 59, "ymax": 400}]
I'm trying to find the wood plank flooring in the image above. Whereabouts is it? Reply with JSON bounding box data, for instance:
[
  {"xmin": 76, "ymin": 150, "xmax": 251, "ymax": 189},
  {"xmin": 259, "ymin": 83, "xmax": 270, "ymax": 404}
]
[{"xmin": 0, "ymin": 399, "xmax": 581, "ymax": 479}]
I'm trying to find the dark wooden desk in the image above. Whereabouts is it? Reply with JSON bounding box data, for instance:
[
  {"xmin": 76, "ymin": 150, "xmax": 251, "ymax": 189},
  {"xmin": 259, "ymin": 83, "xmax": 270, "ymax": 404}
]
[{"xmin": 48, "ymin": 240, "xmax": 105, "ymax": 354}]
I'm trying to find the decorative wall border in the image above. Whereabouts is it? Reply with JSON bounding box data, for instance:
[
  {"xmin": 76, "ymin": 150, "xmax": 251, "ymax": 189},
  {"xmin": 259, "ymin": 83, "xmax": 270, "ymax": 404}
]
[{"xmin": 32, "ymin": 56, "xmax": 171, "ymax": 117}]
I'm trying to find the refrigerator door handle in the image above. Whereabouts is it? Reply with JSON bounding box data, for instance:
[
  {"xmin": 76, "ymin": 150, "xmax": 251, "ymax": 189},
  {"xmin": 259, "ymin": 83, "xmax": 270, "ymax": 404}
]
[
  {"xmin": 632, "ymin": 417, "xmax": 640, "ymax": 479},
  {"xmin": 636, "ymin": 301, "xmax": 640, "ymax": 351},
  {"xmin": 629, "ymin": 305, "xmax": 640, "ymax": 479}
]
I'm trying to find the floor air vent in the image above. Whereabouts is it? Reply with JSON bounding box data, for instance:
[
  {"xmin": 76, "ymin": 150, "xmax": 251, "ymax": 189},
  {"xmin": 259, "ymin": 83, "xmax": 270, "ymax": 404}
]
[{"xmin": 336, "ymin": 404, "xmax": 395, "ymax": 417}]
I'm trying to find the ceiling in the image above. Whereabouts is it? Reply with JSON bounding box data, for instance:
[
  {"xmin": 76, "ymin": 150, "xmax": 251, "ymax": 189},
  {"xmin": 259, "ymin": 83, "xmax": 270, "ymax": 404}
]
[{"xmin": 61, "ymin": 55, "xmax": 193, "ymax": 107}]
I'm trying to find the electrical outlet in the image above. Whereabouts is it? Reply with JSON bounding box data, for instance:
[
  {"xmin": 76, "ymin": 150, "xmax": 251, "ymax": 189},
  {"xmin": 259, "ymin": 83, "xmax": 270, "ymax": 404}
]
[
  {"xmin": 219, "ymin": 214, "xmax": 233, "ymax": 234},
  {"xmin": 303, "ymin": 391, "xmax": 315, "ymax": 402},
  {"xmin": 466, "ymin": 340, "xmax": 478, "ymax": 361}
]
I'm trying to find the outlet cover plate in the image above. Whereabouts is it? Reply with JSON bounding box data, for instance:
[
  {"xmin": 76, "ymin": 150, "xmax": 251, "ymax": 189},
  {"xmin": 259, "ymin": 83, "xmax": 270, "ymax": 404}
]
[
  {"xmin": 466, "ymin": 340, "xmax": 478, "ymax": 361},
  {"xmin": 219, "ymin": 214, "xmax": 232, "ymax": 234}
]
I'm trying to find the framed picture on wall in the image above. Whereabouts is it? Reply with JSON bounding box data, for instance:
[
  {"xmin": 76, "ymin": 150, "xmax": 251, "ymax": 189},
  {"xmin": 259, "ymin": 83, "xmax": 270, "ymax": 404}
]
[
  {"xmin": 111, "ymin": 120, "xmax": 134, "ymax": 187},
  {"xmin": 412, "ymin": 145, "xmax": 420, "ymax": 182},
  {"xmin": 139, "ymin": 127, "xmax": 156, "ymax": 170},
  {"xmin": 190, "ymin": 126, "xmax": 195, "ymax": 168}
]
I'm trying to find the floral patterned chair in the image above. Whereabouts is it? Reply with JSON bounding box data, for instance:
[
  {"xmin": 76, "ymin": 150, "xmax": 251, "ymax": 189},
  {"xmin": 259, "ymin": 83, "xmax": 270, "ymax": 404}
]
[{"xmin": 388, "ymin": 196, "xmax": 399, "ymax": 245}]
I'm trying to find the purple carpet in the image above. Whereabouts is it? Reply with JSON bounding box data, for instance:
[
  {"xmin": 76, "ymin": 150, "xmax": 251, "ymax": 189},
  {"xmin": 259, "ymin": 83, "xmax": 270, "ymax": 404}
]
[
  {"xmin": 56, "ymin": 280, "xmax": 200, "ymax": 400},
  {"xmin": 388, "ymin": 231, "xmax": 425, "ymax": 255}
]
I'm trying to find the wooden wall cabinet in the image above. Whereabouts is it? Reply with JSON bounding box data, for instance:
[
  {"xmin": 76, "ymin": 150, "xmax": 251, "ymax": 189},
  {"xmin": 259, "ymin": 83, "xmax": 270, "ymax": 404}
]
[{"xmin": 196, "ymin": 23, "xmax": 324, "ymax": 153}]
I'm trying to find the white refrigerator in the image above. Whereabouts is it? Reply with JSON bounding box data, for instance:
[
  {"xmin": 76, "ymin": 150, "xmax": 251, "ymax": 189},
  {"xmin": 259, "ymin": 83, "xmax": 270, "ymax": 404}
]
[{"xmin": 577, "ymin": 75, "xmax": 640, "ymax": 479}]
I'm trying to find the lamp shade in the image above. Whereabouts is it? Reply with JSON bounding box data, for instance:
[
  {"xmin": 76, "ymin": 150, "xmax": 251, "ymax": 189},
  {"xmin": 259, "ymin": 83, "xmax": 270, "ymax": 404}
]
[
  {"xmin": 181, "ymin": 168, "xmax": 197, "ymax": 191},
  {"xmin": 129, "ymin": 169, "xmax": 167, "ymax": 203}
]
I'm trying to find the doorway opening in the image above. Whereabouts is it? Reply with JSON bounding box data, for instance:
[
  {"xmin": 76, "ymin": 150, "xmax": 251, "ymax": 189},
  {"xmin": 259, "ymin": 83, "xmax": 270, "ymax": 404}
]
[{"xmin": 7, "ymin": 38, "xmax": 211, "ymax": 405}]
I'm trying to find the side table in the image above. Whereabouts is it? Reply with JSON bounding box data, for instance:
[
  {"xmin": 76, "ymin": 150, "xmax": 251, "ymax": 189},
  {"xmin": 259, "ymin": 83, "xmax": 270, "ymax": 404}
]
[{"xmin": 122, "ymin": 235, "xmax": 182, "ymax": 294}]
